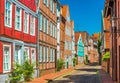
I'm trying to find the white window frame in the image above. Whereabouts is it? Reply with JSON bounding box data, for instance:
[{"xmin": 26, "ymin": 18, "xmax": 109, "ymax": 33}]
[
  {"xmin": 39, "ymin": 45, "xmax": 42, "ymax": 62},
  {"xmin": 46, "ymin": 0, "xmax": 49, "ymax": 7},
  {"xmin": 15, "ymin": 45, "xmax": 22, "ymax": 65},
  {"xmin": 45, "ymin": 47, "xmax": 47, "ymax": 62},
  {"xmin": 46, "ymin": 47, "xmax": 49, "ymax": 62},
  {"xmin": 31, "ymin": 48, "xmax": 36, "ymax": 68},
  {"xmin": 50, "ymin": 48, "xmax": 52, "ymax": 62},
  {"xmin": 50, "ymin": 22, "xmax": 52, "ymax": 36},
  {"xmin": 52, "ymin": 49, "xmax": 55, "ymax": 62},
  {"xmin": 43, "ymin": 0, "xmax": 46, "ymax": 4},
  {"xmin": 24, "ymin": 12, "xmax": 29, "ymax": 34},
  {"xmin": 55, "ymin": 27, "xmax": 57, "ymax": 38},
  {"xmin": 43, "ymin": 17, "xmax": 46, "ymax": 32},
  {"xmin": 3, "ymin": 44, "xmax": 11, "ymax": 73},
  {"xmin": 53, "ymin": 25, "xmax": 54, "ymax": 37},
  {"xmin": 15, "ymin": 6, "xmax": 22, "ymax": 31},
  {"xmin": 4, "ymin": 0, "xmax": 12, "ymax": 28},
  {"xmin": 24, "ymin": 47, "xmax": 30, "ymax": 60},
  {"xmin": 47, "ymin": 19, "xmax": 49, "ymax": 34},
  {"xmin": 30, "ymin": 15, "xmax": 36, "ymax": 36},
  {"xmin": 39, "ymin": 13, "xmax": 42, "ymax": 30},
  {"xmin": 30, "ymin": 15, "xmax": 35, "ymax": 36},
  {"xmin": 52, "ymin": 2, "xmax": 54, "ymax": 14},
  {"xmin": 50, "ymin": 0, "xmax": 52, "ymax": 11},
  {"xmin": 45, "ymin": 18, "xmax": 47, "ymax": 33},
  {"xmin": 43, "ymin": 46, "xmax": 46, "ymax": 62}
]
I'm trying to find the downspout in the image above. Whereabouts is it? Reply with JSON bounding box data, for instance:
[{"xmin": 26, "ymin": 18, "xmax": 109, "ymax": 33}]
[
  {"xmin": 37, "ymin": 10, "xmax": 40, "ymax": 78},
  {"xmin": 35, "ymin": 0, "xmax": 40, "ymax": 77}
]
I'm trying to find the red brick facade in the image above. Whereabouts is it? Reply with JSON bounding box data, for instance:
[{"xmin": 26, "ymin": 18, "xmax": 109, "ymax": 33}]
[
  {"xmin": 104, "ymin": 0, "xmax": 120, "ymax": 82},
  {"xmin": 61, "ymin": 5, "xmax": 73, "ymax": 68},
  {"xmin": 60, "ymin": 14, "xmax": 65, "ymax": 60},
  {"xmin": 0, "ymin": 0, "xmax": 38, "ymax": 82},
  {"xmin": 89, "ymin": 34, "xmax": 99, "ymax": 63},
  {"xmin": 39, "ymin": 0, "xmax": 57, "ymax": 76}
]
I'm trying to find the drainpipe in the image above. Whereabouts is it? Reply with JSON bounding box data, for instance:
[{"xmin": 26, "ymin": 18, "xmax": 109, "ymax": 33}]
[
  {"xmin": 37, "ymin": 10, "xmax": 40, "ymax": 78},
  {"xmin": 35, "ymin": 0, "xmax": 40, "ymax": 78},
  {"xmin": 106, "ymin": 2, "xmax": 117, "ymax": 81}
]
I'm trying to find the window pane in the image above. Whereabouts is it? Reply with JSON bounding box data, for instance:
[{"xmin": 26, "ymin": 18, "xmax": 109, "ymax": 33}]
[
  {"xmin": 39, "ymin": 13, "xmax": 42, "ymax": 30},
  {"xmin": 15, "ymin": 7, "xmax": 21, "ymax": 30},
  {"xmin": 43, "ymin": 17, "xmax": 46, "ymax": 32},
  {"xmin": 43, "ymin": 46, "xmax": 46, "ymax": 62},
  {"xmin": 24, "ymin": 12, "xmax": 29, "ymax": 33},
  {"xmin": 5, "ymin": 1, "xmax": 12, "ymax": 26},
  {"xmin": 30, "ymin": 16, "xmax": 35, "ymax": 35},
  {"xmin": 15, "ymin": 46, "xmax": 22, "ymax": 64},
  {"xmin": 47, "ymin": 20, "xmax": 49, "ymax": 34},
  {"xmin": 45, "ymin": 18, "xmax": 47, "ymax": 33},
  {"xmin": 39, "ymin": 46, "xmax": 42, "ymax": 62},
  {"xmin": 3, "ymin": 45, "xmax": 11, "ymax": 71},
  {"xmin": 24, "ymin": 47, "xmax": 29, "ymax": 60},
  {"xmin": 31, "ymin": 48, "xmax": 36, "ymax": 67}
]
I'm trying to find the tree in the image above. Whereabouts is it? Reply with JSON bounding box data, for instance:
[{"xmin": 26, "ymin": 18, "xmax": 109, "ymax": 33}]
[{"xmin": 97, "ymin": 32, "xmax": 102, "ymax": 65}]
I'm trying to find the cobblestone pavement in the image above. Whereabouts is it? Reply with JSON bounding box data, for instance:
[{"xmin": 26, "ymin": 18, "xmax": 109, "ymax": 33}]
[{"xmin": 52, "ymin": 63, "xmax": 101, "ymax": 83}]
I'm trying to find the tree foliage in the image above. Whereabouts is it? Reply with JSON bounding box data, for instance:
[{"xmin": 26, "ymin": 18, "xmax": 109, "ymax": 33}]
[
  {"xmin": 22, "ymin": 60, "xmax": 34, "ymax": 81},
  {"xmin": 57, "ymin": 59, "xmax": 64, "ymax": 71},
  {"xmin": 9, "ymin": 60, "xmax": 35, "ymax": 82},
  {"xmin": 102, "ymin": 52, "xmax": 110, "ymax": 61},
  {"xmin": 97, "ymin": 32, "xmax": 102, "ymax": 65},
  {"xmin": 97, "ymin": 33, "xmax": 101, "ymax": 54},
  {"xmin": 9, "ymin": 63, "xmax": 23, "ymax": 83},
  {"xmin": 73, "ymin": 58, "xmax": 77, "ymax": 67}
]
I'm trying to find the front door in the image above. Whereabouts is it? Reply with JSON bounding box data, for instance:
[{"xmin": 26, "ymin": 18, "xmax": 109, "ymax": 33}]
[{"xmin": 15, "ymin": 45, "xmax": 22, "ymax": 64}]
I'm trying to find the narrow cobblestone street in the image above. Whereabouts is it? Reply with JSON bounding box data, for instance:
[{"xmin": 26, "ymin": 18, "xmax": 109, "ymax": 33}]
[{"xmin": 52, "ymin": 63, "xmax": 101, "ymax": 83}]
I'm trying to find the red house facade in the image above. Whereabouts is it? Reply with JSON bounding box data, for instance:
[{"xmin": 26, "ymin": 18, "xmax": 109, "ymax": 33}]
[{"xmin": 0, "ymin": 0, "xmax": 38, "ymax": 82}]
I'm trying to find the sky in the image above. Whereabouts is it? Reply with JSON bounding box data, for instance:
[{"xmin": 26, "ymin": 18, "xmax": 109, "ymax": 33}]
[{"xmin": 60, "ymin": 0, "xmax": 105, "ymax": 35}]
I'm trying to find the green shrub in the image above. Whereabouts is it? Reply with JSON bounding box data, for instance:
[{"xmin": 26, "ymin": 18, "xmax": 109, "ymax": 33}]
[
  {"xmin": 73, "ymin": 58, "xmax": 77, "ymax": 67},
  {"xmin": 85, "ymin": 55, "xmax": 89, "ymax": 64},
  {"xmin": 57, "ymin": 59, "xmax": 64, "ymax": 71},
  {"xmin": 22, "ymin": 60, "xmax": 34, "ymax": 81},
  {"xmin": 9, "ymin": 63, "xmax": 23, "ymax": 83},
  {"xmin": 102, "ymin": 52, "xmax": 110, "ymax": 61}
]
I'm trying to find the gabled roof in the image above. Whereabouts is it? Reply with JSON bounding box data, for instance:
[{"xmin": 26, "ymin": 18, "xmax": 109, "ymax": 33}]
[
  {"xmin": 61, "ymin": 5, "xmax": 70, "ymax": 19},
  {"xmin": 75, "ymin": 32, "xmax": 89, "ymax": 45},
  {"xmin": 91, "ymin": 33, "xmax": 99, "ymax": 39},
  {"xmin": 78, "ymin": 34, "xmax": 84, "ymax": 46}
]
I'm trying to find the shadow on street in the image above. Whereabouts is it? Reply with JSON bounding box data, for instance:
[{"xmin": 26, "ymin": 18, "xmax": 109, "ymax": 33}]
[
  {"xmin": 50, "ymin": 62, "xmax": 101, "ymax": 83},
  {"xmin": 86, "ymin": 62, "xmax": 100, "ymax": 66},
  {"xmin": 51, "ymin": 74, "xmax": 100, "ymax": 83},
  {"xmin": 75, "ymin": 68, "xmax": 98, "ymax": 72}
]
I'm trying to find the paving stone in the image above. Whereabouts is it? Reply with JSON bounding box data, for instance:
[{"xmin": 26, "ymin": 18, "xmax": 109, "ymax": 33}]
[{"xmin": 52, "ymin": 63, "xmax": 101, "ymax": 83}]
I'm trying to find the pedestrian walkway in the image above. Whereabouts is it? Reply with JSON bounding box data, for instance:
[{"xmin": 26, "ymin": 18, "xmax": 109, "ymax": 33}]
[
  {"xmin": 99, "ymin": 70, "xmax": 116, "ymax": 83},
  {"xmin": 27, "ymin": 67, "xmax": 74, "ymax": 83}
]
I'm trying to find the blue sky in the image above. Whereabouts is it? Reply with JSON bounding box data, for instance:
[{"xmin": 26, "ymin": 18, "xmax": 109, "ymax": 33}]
[{"xmin": 60, "ymin": 0, "xmax": 105, "ymax": 35}]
